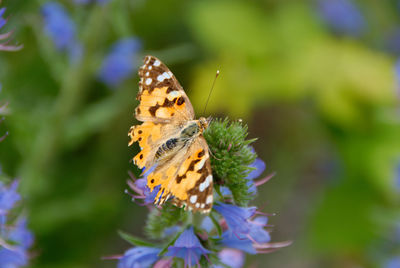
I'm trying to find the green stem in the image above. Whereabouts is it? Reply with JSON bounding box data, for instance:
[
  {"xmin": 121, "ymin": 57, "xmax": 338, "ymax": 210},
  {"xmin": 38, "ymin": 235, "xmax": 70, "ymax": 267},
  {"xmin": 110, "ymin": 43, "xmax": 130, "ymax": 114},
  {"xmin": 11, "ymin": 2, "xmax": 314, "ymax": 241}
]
[{"xmin": 20, "ymin": 6, "xmax": 107, "ymax": 196}]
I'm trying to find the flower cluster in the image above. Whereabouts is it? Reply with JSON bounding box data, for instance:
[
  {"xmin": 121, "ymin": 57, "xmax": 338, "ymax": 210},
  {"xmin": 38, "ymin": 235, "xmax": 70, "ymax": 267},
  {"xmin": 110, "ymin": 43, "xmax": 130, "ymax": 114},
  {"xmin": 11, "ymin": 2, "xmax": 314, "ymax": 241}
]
[
  {"xmin": 117, "ymin": 119, "xmax": 290, "ymax": 267},
  {"xmin": 317, "ymin": 0, "xmax": 366, "ymax": 37},
  {"xmin": 0, "ymin": 6, "xmax": 22, "ymax": 51},
  {"xmin": 0, "ymin": 180, "xmax": 34, "ymax": 267},
  {"xmin": 41, "ymin": 2, "xmax": 141, "ymax": 86},
  {"xmin": 98, "ymin": 38, "xmax": 141, "ymax": 87},
  {"xmin": 41, "ymin": 2, "xmax": 83, "ymax": 63}
]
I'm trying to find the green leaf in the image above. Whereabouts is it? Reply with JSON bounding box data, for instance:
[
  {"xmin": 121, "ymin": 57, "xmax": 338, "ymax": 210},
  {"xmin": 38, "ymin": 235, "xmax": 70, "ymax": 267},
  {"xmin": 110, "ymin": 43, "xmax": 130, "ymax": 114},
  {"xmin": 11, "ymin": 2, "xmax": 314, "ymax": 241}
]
[
  {"xmin": 209, "ymin": 212, "xmax": 222, "ymax": 237},
  {"xmin": 118, "ymin": 230, "xmax": 155, "ymax": 247}
]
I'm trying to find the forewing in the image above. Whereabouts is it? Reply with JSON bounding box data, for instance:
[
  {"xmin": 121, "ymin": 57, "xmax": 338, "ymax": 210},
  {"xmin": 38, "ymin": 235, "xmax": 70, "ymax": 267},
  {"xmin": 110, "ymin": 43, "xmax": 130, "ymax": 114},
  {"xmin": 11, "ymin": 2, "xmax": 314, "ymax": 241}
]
[
  {"xmin": 129, "ymin": 56, "xmax": 194, "ymax": 168},
  {"xmin": 136, "ymin": 55, "xmax": 195, "ymax": 123}
]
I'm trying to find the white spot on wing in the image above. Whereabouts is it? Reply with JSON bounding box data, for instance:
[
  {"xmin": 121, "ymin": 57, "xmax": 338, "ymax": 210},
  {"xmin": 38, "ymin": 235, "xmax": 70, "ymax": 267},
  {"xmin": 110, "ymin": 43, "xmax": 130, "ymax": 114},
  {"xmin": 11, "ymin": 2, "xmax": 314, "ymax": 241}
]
[
  {"xmin": 164, "ymin": 72, "xmax": 171, "ymax": 79},
  {"xmin": 145, "ymin": 78, "xmax": 152, "ymax": 85},
  {"xmin": 206, "ymin": 175, "xmax": 212, "ymax": 185},
  {"xmin": 200, "ymin": 204, "xmax": 205, "ymax": 208},
  {"xmin": 199, "ymin": 182, "xmax": 206, "ymax": 192},
  {"xmin": 196, "ymin": 158, "xmax": 206, "ymax": 170},
  {"xmin": 190, "ymin": 195, "xmax": 197, "ymax": 203},
  {"xmin": 154, "ymin": 60, "xmax": 161, "ymax": 66},
  {"xmin": 199, "ymin": 176, "xmax": 212, "ymax": 192},
  {"xmin": 195, "ymin": 203, "xmax": 200, "ymax": 208},
  {"xmin": 206, "ymin": 195, "xmax": 213, "ymax": 204},
  {"xmin": 157, "ymin": 74, "xmax": 165, "ymax": 82},
  {"xmin": 168, "ymin": 91, "xmax": 180, "ymax": 98}
]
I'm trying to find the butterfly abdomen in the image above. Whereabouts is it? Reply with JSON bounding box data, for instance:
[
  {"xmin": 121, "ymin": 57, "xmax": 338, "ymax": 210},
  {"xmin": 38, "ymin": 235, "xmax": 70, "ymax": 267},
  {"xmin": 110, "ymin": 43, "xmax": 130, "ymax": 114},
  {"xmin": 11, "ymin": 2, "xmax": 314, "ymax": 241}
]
[
  {"xmin": 154, "ymin": 122, "xmax": 201, "ymax": 160},
  {"xmin": 155, "ymin": 138, "xmax": 179, "ymax": 159}
]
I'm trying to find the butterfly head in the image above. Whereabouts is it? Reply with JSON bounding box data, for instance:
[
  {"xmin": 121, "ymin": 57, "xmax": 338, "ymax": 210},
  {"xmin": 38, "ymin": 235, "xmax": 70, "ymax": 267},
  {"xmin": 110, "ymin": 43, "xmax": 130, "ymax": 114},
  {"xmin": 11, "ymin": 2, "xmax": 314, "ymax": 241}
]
[{"xmin": 198, "ymin": 117, "xmax": 211, "ymax": 132}]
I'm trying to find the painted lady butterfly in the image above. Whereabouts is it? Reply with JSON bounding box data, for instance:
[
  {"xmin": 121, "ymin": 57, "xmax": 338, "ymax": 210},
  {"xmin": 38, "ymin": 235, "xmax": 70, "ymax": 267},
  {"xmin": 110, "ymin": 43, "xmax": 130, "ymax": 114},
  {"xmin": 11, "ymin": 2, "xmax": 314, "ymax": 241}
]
[{"xmin": 128, "ymin": 56, "xmax": 213, "ymax": 213}]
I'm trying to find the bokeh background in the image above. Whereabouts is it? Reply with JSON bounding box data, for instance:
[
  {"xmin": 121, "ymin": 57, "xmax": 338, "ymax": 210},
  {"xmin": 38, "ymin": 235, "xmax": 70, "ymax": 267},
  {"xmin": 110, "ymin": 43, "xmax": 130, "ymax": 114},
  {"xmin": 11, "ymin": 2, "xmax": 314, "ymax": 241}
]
[{"xmin": 1, "ymin": 0, "xmax": 400, "ymax": 267}]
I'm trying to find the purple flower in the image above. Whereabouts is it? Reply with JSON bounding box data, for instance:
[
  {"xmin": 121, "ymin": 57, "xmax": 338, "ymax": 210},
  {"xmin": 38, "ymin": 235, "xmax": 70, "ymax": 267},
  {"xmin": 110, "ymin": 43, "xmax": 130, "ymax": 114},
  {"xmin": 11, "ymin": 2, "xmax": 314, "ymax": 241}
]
[
  {"xmin": 8, "ymin": 217, "xmax": 34, "ymax": 249},
  {"xmin": 0, "ymin": 180, "xmax": 20, "ymax": 215},
  {"xmin": 214, "ymin": 203, "xmax": 271, "ymax": 253},
  {"xmin": 383, "ymin": 28, "xmax": 400, "ymax": 55},
  {"xmin": 0, "ymin": 7, "xmax": 23, "ymax": 51},
  {"xmin": 220, "ymin": 231, "xmax": 256, "ymax": 254},
  {"xmin": 317, "ymin": 0, "xmax": 366, "ymax": 37},
  {"xmin": 166, "ymin": 227, "xmax": 210, "ymax": 267},
  {"xmin": 98, "ymin": 38, "xmax": 141, "ymax": 87},
  {"xmin": 0, "ymin": 216, "xmax": 34, "ymax": 267},
  {"xmin": 247, "ymin": 158, "xmax": 266, "ymax": 180},
  {"xmin": 42, "ymin": 2, "xmax": 82, "ymax": 62},
  {"xmin": 220, "ymin": 229, "xmax": 291, "ymax": 255},
  {"xmin": 0, "ymin": 248, "xmax": 28, "ymax": 268},
  {"xmin": 126, "ymin": 167, "xmax": 160, "ymax": 206},
  {"xmin": 214, "ymin": 248, "xmax": 245, "ymax": 268},
  {"xmin": 201, "ymin": 216, "xmax": 214, "ymax": 233},
  {"xmin": 396, "ymin": 162, "xmax": 400, "ymax": 190},
  {"xmin": 247, "ymin": 216, "xmax": 270, "ymax": 244},
  {"xmin": 246, "ymin": 158, "xmax": 266, "ymax": 195},
  {"xmin": 386, "ymin": 257, "xmax": 400, "ymax": 268},
  {"xmin": 213, "ymin": 203, "xmax": 257, "ymax": 236},
  {"xmin": 118, "ymin": 246, "xmax": 160, "ymax": 268}
]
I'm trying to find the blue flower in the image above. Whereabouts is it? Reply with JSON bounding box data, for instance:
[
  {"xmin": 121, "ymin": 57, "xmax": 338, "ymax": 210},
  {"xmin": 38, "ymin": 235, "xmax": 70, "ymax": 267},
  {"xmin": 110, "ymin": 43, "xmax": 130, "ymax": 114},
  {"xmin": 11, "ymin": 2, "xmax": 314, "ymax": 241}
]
[
  {"xmin": 218, "ymin": 218, "xmax": 271, "ymax": 254},
  {"xmin": 396, "ymin": 162, "xmax": 400, "ymax": 190},
  {"xmin": 386, "ymin": 257, "xmax": 400, "ymax": 268},
  {"xmin": 118, "ymin": 246, "xmax": 160, "ymax": 268},
  {"xmin": 0, "ymin": 7, "xmax": 23, "ymax": 51},
  {"xmin": 201, "ymin": 216, "xmax": 214, "ymax": 233},
  {"xmin": 163, "ymin": 226, "xmax": 180, "ymax": 238},
  {"xmin": 166, "ymin": 227, "xmax": 210, "ymax": 267},
  {"xmin": 383, "ymin": 28, "xmax": 400, "ymax": 55},
  {"xmin": 0, "ymin": 8, "xmax": 6, "ymax": 30},
  {"xmin": 134, "ymin": 178, "xmax": 159, "ymax": 205},
  {"xmin": 8, "ymin": 217, "xmax": 34, "ymax": 249},
  {"xmin": 247, "ymin": 216, "xmax": 270, "ymax": 244},
  {"xmin": 0, "ymin": 248, "xmax": 28, "ymax": 268},
  {"xmin": 220, "ymin": 231, "xmax": 256, "ymax": 254},
  {"xmin": 98, "ymin": 38, "xmax": 141, "ymax": 87},
  {"xmin": 213, "ymin": 203, "xmax": 257, "ymax": 235},
  {"xmin": 0, "ymin": 180, "xmax": 20, "ymax": 215},
  {"xmin": 246, "ymin": 158, "xmax": 266, "ymax": 195},
  {"xmin": 42, "ymin": 2, "xmax": 82, "ymax": 62},
  {"xmin": 127, "ymin": 167, "xmax": 160, "ymax": 205},
  {"xmin": 0, "ymin": 216, "xmax": 34, "ymax": 267},
  {"xmin": 317, "ymin": 0, "xmax": 366, "ymax": 37},
  {"xmin": 247, "ymin": 158, "xmax": 266, "ymax": 180},
  {"xmin": 214, "ymin": 248, "xmax": 245, "ymax": 268},
  {"xmin": 214, "ymin": 203, "xmax": 271, "ymax": 253}
]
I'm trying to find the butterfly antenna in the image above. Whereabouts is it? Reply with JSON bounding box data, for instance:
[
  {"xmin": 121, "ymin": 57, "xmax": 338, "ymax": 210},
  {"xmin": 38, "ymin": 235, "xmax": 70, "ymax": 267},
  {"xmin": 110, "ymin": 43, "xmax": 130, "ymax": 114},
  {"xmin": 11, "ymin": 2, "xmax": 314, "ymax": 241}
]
[{"xmin": 203, "ymin": 70, "xmax": 220, "ymax": 115}]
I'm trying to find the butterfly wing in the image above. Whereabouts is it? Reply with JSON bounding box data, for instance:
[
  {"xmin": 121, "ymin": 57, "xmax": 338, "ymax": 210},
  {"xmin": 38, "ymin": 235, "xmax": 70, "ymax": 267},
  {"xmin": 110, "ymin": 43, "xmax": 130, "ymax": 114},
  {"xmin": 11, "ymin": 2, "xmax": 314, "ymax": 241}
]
[
  {"xmin": 130, "ymin": 56, "xmax": 213, "ymax": 213},
  {"xmin": 147, "ymin": 136, "xmax": 213, "ymax": 213},
  {"xmin": 136, "ymin": 55, "xmax": 195, "ymax": 123},
  {"xmin": 129, "ymin": 56, "xmax": 196, "ymax": 169}
]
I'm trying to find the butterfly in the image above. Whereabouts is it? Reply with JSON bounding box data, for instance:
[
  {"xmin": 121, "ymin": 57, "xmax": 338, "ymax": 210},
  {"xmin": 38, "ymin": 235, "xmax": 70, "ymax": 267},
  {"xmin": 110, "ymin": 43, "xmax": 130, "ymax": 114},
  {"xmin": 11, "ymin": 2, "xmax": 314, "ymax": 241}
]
[{"xmin": 128, "ymin": 56, "xmax": 213, "ymax": 213}]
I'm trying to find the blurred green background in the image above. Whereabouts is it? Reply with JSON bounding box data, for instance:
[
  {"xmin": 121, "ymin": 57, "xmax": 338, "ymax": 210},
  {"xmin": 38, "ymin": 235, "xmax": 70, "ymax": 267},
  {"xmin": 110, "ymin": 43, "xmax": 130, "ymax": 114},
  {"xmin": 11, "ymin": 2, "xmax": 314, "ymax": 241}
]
[{"xmin": 1, "ymin": 0, "xmax": 400, "ymax": 267}]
